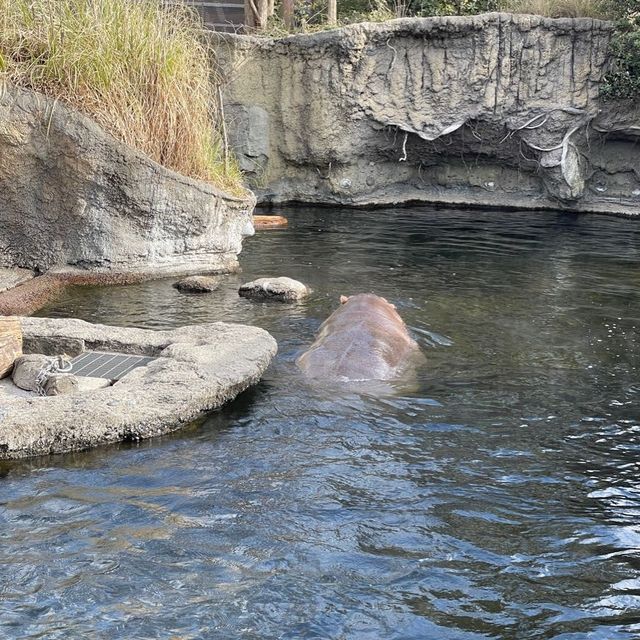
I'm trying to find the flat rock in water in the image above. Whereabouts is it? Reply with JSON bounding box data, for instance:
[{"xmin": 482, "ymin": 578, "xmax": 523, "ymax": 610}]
[
  {"xmin": 173, "ymin": 276, "xmax": 221, "ymax": 293},
  {"xmin": 239, "ymin": 277, "xmax": 309, "ymax": 302},
  {"xmin": 0, "ymin": 316, "xmax": 22, "ymax": 378}
]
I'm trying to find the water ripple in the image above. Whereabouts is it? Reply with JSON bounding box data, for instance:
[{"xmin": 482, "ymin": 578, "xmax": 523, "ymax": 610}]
[{"xmin": 3, "ymin": 207, "xmax": 637, "ymax": 638}]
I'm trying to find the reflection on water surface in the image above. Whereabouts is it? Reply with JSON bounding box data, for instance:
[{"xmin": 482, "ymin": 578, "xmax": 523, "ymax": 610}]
[{"xmin": 1, "ymin": 207, "xmax": 640, "ymax": 638}]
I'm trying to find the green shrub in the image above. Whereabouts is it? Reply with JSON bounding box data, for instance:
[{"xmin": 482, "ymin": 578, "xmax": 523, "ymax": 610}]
[
  {"xmin": 337, "ymin": 0, "xmax": 499, "ymax": 21},
  {"xmin": 410, "ymin": 0, "xmax": 500, "ymax": 16},
  {"xmin": 0, "ymin": 0, "xmax": 244, "ymax": 194},
  {"xmin": 602, "ymin": 17, "xmax": 640, "ymax": 99}
]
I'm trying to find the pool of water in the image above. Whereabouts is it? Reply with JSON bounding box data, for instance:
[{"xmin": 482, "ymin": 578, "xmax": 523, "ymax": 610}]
[{"xmin": 3, "ymin": 207, "xmax": 640, "ymax": 638}]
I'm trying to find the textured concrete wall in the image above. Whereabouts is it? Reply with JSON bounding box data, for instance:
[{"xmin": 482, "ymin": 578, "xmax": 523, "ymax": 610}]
[
  {"xmin": 217, "ymin": 14, "xmax": 640, "ymax": 215},
  {"xmin": 0, "ymin": 85, "xmax": 255, "ymax": 275}
]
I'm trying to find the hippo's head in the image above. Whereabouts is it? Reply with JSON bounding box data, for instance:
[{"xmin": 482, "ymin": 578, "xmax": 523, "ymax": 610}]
[{"xmin": 340, "ymin": 294, "xmax": 395, "ymax": 309}]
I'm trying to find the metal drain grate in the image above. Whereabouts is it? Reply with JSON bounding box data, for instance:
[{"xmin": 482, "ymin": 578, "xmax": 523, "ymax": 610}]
[{"xmin": 69, "ymin": 351, "xmax": 156, "ymax": 381}]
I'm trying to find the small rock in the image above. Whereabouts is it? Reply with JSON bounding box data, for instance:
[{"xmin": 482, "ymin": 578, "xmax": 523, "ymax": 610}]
[
  {"xmin": 239, "ymin": 277, "xmax": 309, "ymax": 302},
  {"xmin": 12, "ymin": 354, "xmax": 51, "ymax": 391},
  {"xmin": 173, "ymin": 276, "xmax": 221, "ymax": 293},
  {"xmin": 45, "ymin": 374, "xmax": 78, "ymax": 396}
]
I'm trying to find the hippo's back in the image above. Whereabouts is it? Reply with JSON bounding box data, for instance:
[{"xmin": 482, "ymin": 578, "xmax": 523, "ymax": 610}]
[{"xmin": 297, "ymin": 294, "xmax": 420, "ymax": 382}]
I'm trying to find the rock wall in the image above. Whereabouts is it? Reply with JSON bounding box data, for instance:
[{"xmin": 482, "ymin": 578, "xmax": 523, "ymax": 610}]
[
  {"xmin": 216, "ymin": 13, "xmax": 640, "ymax": 215},
  {"xmin": 0, "ymin": 84, "xmax": 255, "ymax": 275}
]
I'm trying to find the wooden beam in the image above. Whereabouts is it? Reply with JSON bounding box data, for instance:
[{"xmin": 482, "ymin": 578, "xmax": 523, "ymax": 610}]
[
  {"xmin": 282, "ymin": 0, "xmax": 294, "ymax": 28},
  {"xmin": 0, "ymin": 316, "xmax": 22, "ymax": 379},
  {"xmin": 327, "ymin": 0, "xmax": 336, "ymax": 25},
  {"xmin": 254, "ymin": 215, "xmax": 289, "ymax": 229}
]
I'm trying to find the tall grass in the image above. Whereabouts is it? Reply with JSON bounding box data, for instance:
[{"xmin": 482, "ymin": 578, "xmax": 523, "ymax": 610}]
[
  {"xmin": 0, "ymin": 0, "xmax": 245, "ymax": 194},
  {"xmin": 498, "ymin": 0, "xmax": 612, "ymax": 18}
]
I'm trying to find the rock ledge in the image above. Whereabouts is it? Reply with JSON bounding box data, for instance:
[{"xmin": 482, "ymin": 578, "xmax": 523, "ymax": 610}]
[
  {"xmin": 0, "ymin": 317, "xmax": 277, "ymax": 459},
  {"xmin": 0, "ymin": 84, "xmax": 256, "ymax": 274}
]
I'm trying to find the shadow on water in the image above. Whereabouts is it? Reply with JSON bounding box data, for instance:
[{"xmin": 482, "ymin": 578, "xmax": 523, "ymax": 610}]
[{"xmin": 1, "ymin": 207, "xmax": 639, "ymax": 638}]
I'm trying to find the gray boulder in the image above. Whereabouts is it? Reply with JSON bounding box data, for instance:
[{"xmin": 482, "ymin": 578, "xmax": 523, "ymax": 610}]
[
  {"xmin": 0, "ymin": 84, "xmax": 256, "ymax": 276},
  {"xmin": 174, "ymin": 275, "xmax": 221, "ymax": 293},
  {"xmin": 12, "ymin": 354, "xmax": 51, "ymax": 392},
  {"xmin": 239, "ymin": 277, "xmax": 309, "ymax": 301}
]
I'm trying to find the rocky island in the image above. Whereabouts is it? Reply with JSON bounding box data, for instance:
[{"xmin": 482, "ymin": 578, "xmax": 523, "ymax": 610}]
[{"xmin": 0, "ymin": 317, "xmax": 276, "ymax": 458}]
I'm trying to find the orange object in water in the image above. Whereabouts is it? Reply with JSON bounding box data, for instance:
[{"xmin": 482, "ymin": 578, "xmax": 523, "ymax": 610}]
[{"xmin": 253, "ymin": 215, "xmax": 288, "ymax": 230}]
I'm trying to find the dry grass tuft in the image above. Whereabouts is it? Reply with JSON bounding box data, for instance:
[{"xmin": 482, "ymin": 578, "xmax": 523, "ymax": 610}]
[
  {"xmin": 0, "ymin": 0, "xmax": 245, "ymax": 195},
  {"xmin": 499, "ymin": 0, "xmax": 611, "ymax": 19}
]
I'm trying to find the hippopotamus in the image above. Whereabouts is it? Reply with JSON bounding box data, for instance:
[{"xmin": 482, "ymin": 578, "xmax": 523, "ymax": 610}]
[{"xmin": 297, "ymin": 293, "xmax": 422, "ymax": 382}]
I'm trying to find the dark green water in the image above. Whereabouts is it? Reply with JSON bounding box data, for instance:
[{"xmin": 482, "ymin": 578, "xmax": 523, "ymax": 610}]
[{"xmin": 2, "ymin": 207, "xmax": 640, "ymax": 638}]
